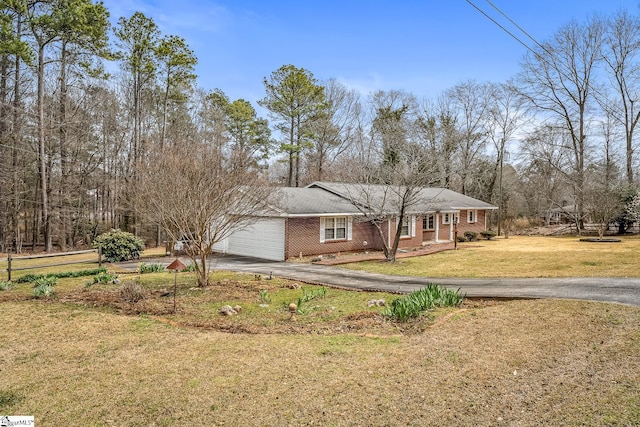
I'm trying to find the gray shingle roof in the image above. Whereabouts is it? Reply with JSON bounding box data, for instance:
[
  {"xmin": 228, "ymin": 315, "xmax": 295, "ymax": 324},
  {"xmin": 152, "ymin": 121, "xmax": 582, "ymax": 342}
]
[
  {"xmin": 274, "ymin": 187, "xmax": 363, "ymax": 215},
  {"xmin": 307, "ymin": 182, "xmax": 496, "ymax": 214},
  {"xmin": 262, "ymin": 183, "xmax": 496, "ymax": 217}
]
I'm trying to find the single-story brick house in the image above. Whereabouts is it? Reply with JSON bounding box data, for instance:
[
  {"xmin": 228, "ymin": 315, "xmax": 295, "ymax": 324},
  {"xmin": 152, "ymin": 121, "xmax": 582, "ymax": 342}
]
[{"xmin": 212, "ymin": 182, "xmax": 496, "ymax": 261}]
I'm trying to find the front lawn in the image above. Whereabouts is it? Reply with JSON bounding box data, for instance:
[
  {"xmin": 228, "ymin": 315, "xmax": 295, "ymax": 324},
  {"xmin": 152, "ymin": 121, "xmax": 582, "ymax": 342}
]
[
  {"xmin": 1, "ymin": 296, "xmax": 639, "ymax": 425},
  {"xmin": 341, "ymin": 235, "xmax": 640, "ymax": 278},
  {"xmin": 2, "ymin": 250, "xmax": 640, "ymax": 425}
]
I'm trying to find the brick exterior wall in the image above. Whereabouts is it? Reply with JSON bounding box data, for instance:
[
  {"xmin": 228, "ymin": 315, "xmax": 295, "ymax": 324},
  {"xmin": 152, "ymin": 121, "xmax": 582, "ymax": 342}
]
[
  {"xmin": 285, "ymin": 210, "xmax": 490, "ymax": 259},
  {"xmin": 386, "ymin": 217, "xmax": 423, "ymax": 249},
  {"xmin": 285, "ymin": 217, "xmax": 383, "ymax": 259},
  {"xmin": 458, "ymin": 209, "xmax": 488, "ymax": 235}
]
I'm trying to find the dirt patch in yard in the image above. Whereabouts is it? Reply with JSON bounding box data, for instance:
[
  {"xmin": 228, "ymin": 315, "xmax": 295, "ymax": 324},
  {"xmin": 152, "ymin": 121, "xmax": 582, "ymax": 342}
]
[{"xmin": 52, "ymin": 278, "xmax": 421, "ymax": 336}]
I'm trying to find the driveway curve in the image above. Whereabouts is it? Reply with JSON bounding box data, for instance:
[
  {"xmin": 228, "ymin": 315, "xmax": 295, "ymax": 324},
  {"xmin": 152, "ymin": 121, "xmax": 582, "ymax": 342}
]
[
  {"xmin": 204, "ymin": 255, "xmax": 640, "ymax": 307},
  {"xmin": 116, "ymin": 255, "xmax": 640, "ymax": 307}
]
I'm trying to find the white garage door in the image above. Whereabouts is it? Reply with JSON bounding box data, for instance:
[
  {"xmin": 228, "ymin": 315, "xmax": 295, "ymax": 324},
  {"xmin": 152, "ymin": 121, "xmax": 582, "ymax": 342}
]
[{"xmin": 215, "ymin": 218, "xmax": 285, "ymax": 261}]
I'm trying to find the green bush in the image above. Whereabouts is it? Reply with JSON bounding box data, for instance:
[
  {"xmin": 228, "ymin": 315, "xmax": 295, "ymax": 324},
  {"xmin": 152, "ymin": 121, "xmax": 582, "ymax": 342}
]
[
  {"xmin": 0, "ymin": 280, "xmax": 13, "ymax": 291},
  {"xmin": 93, "ymin": 229, "xmax": 144, "ymax": 262},
  {"xmin": 384, "ymin": 284, "xmax": 465, "ymax": 322},
  {"xmin": 138, "ymin": 262, "xmax": 164, "ymax": 274},
  {"xmin": 464, "ymin": 231, "xmax": 478, "ymax": 241},
  {"xmin": 480, "ymin": 230, "xmax": 497, "ymax": 240},
  {"xmin": 15, "ymin": 273, "xmax": 40, "ymax": 284}
]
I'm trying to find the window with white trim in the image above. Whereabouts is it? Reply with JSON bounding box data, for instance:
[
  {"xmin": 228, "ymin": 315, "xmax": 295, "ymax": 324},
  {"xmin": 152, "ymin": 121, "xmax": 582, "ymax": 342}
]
[
  {"xmin": 324, "ymin": 217, "xmax": 346, "ymax": 240},
  {"xmin": 443, "ymin": 213, "xmax": 460, "ymax": 225},
  {"xmin": 423, "ymin": 214, "xmax": 435, "ymax": 230},
  {"xmin": 398, "ymin": 216, "xmax": 416, "ymax": 238},
  {"xmin": 468, "ymin": 210, "xmax": 477, "ymax": 223},
  {"xmin": 400, "ymin": 217, "xmax": 410, "ymax": 237}
]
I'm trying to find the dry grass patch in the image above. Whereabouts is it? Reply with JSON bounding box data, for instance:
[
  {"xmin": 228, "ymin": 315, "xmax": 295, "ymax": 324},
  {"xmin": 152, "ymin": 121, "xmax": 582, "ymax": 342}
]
[
  {"xmin": 1, "ymin": 299, "xmax": 639, "ymax": 425},
  {"xmin": 342, "ymin": 235, "xmax": 640, "ymax": 278}
]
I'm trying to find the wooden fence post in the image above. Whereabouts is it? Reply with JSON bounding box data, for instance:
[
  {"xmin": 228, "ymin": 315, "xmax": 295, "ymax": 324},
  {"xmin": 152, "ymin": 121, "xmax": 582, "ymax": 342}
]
[
  {"xmin": 7, "ymin": 250, "xmax": 12, "ymax": 282},
  {"xmin": 98, "ymin": 244, "xmax": 102, "ymax": 268}
]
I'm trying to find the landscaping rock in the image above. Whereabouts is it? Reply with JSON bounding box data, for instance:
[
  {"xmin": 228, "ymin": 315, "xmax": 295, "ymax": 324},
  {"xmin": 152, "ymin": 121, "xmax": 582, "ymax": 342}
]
[
  {"xmin": 367, "ymin": 299, "xmax": 386, "ymax": 307},
  {"xmin": 220, "ymin": 305, "xmax": 237, "ymax": 316},
  {"xmin": 287, "ymin": 283, "xmax": 301, "ymax": 289},
  {"xmin": 233, "ymin": 305, "xmax": 242, "ymax": 313}
]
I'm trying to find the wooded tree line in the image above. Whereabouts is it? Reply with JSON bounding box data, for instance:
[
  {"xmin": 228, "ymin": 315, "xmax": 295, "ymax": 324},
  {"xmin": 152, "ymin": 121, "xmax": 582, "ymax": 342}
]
[{"xmin": 1, "ymin": 2, "xmax": 640, "ymax": 252}]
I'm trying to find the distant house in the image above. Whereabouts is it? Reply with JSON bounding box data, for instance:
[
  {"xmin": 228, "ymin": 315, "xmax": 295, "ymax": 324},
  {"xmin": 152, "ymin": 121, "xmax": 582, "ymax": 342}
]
[
  {"xmin": 212, "ymin": 182, "xmax": 497, "ymax": 261},
  {"xmin": 545, "ymin": 204, "xmax": 579, "ymax": 225}
]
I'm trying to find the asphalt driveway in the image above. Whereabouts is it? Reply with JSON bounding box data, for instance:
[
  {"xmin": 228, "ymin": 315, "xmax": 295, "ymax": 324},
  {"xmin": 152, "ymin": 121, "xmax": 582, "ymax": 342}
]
[{"xmin": 119, "ymin": 255, "xmax": 640, "ymax": 307}]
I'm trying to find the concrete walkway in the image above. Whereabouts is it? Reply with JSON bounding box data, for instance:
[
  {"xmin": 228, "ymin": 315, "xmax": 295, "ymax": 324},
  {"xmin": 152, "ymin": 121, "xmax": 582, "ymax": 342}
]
[{"xmin": 116, "ymin": 255, "xmax": 640, "ymax": 307}]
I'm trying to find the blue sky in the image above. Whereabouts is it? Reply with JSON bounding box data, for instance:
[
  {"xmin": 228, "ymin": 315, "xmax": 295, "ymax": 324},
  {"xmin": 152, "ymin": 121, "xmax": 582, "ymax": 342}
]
[{"xmin": 102, "ymin": 0, "xmax": 637, "ymax": 105}]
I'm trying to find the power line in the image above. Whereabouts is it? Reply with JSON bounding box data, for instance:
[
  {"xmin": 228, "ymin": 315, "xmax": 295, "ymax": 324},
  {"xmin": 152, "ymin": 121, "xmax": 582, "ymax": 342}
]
[
  {"xmin": 467, "ymin": 0, "xmax": 620, "ymax": 119},
  {"xmin": 464, "ymin": 0, "xmax": 538, "ymax": 57},
  {"xmin": 486, "ymin": 0, "xmax": 548, "ymax": 53}
]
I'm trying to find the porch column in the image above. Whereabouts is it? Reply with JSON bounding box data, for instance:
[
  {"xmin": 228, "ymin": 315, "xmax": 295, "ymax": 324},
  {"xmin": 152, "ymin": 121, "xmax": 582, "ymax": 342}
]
[
  {"xmin": 449, "ymin": 219, "xmax": 454, "ymax": 241},
  {"xmin": 434, "ymin": 214, "xmax": 440, "ymax": 243}
]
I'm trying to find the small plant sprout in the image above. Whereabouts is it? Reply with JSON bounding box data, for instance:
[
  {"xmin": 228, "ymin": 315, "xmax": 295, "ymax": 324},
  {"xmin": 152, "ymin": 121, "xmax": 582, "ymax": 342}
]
[
  {"xmin": 138, "ymin": 262, "xmax": 165, "ymax": 274},
  {"xmin": 33, "ymin": 276, "xmax": 58, "ymax": 298},
  {"xmin": 259, "ymin": 289, "xmax": 271, "ymax": 303},
  {"xmin": 93, "ymin": 271, "xmax": 117, "ymax": 284}
]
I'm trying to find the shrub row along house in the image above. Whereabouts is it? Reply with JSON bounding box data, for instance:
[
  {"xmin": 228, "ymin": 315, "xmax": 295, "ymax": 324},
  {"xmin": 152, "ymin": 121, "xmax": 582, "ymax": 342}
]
[{"xmin": 213, "ymin": 182, "xmax": 497, "ymax": 261}]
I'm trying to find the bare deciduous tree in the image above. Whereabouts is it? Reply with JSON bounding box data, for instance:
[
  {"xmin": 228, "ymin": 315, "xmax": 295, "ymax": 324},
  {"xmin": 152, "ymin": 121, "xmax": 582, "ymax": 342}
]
[
  {"xmin": 446, "ymin": 80, "xmax": 494, "ymax": 196},
  {"xmin": 518, "ymin": 18, "xmax": 604, "ymax": 233},
  {"xmin": 338, "ymin": 91, "xmax": 440, "ymax": 262},
  {"xmin": 601, "ymin": 10, "xmax": 640, "ymax": 185},
  {"xmin": 135, "ymin": 142, "xmax": 275, "ymax": 286},
  {"xmin": 305, "ymin": 79, "xmax": 361, "ymax": 182}
]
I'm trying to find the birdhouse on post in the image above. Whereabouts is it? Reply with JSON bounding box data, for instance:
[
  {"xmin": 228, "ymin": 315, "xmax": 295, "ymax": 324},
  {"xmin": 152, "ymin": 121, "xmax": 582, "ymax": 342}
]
[
  {"xmin": 166, "ymin": 258, "xmax": 187, "ymax": 312},
  {"xmin": 166, "ymin": 258, "xmax": 186, "ymax": 272}
]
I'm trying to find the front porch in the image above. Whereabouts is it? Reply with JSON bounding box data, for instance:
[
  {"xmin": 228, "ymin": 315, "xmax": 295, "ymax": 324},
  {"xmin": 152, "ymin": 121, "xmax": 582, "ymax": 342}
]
[{"xmin": 421, "ymin": 211, "xmax": 460, "ymax": 243}]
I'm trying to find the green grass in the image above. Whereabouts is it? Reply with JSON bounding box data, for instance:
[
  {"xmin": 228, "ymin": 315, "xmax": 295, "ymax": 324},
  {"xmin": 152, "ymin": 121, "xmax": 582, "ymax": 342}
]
[{"xmin": 341, "ymin": 235, "xmax": 640, "ymax": 278}]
